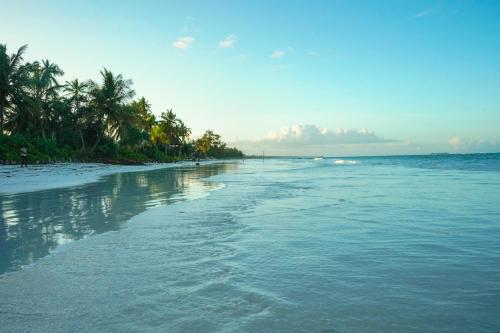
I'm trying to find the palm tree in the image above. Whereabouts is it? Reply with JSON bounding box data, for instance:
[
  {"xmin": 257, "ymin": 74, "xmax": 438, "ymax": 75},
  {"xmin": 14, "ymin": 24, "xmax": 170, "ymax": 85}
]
[
  {"xmin": 115, "ymin": 105, "xmax": 141, "ymax": 145},
  {"xmin": 65, "ymin": 78, "xmax": 88, "ymax": 111},
  {"xmin": 64, "ymin": 79, "xmax": 89, "ymax": 150},
  {"xmin": 29, "ymin": 59, "xmax": 65, "ymax": 138},
  {"xmin": 158, "ymin": 109, "xmax": 179, "ymax": 154},
  {"xmin": 176, "ymin": 119, "xmax": 191, "ymax": 157},
  {"xmin": 40, "ymin": 60, "xmax": 64, "ymax": 91},
  {"xmin": 131, "ymin": 96, "xmax": 155, "ymax": 132},
  {"xmin": 0, "ymin": 44, "xmax": 30, "ymax": 134},
  {"xmin": 88, "ymin": 68, "xmax": 135, "ymax": 152},
  {"xmin": 150, "ymin": 125, "xmax": 167, "ymax": 147},
  {"xmin": 1, "ymin": 43, "xmax": 243, "ymax": 162}
]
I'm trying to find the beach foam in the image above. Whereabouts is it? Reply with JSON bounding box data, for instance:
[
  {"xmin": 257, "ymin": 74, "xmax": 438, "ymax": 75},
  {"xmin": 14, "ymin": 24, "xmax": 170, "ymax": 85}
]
[{"xmin": 333, "ymin": 159, "xmax": 359, "ymax": 165}]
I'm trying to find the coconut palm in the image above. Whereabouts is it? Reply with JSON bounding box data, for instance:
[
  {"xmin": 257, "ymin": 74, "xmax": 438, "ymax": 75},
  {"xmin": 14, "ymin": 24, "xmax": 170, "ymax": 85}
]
[
  {"xmin": 1, "ymin": 42, "xmax": 244, "ymax": 163},
  {"xmin": 159, "ymin": 109, "xmax": 177, "ymax": 138},
  {"xmin": 0, "ymin": 44, "xmax": 30, "ymax": 134},
  {"xmin": 40, "ymin": 60, "xmax": 64, "ymax": 92},
  {"xmin": 150, "ymin": 125, "xmax": 167, "ymax": 146},
  {"xmin": 64, "ymin": 79, "xmax": 89, "ymax": 111},
  {"xmin": 29, "ymin": 59, "xmax": 65, "ymax": 138},
  {"xmin": 64, "ymin": 79, "xmax": 90, "ymax": 150},
  {"xmin": 115, "ymin": 105, "xmax": 141, "ymax": 146},
  {"xmin": 88, "ymin": 68, "xmax": 135, "ymax": 152},
  {"xmin": 158, "ymin": 109, "xmax": 179, "ymax": 154},
  {"xmin": 176, "ymin": 119, "xmax": 191, "ymax": 157},
  {"xmin": 131, "ymin": 96, "xmax": 155, "ymax": 132}
]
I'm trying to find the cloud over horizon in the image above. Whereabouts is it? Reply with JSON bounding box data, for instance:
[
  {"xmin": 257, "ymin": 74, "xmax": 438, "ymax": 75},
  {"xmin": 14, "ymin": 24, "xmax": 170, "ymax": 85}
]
[
  {"xmin": 449, "ymin": 136, "xmax": 500, "ymax": 153},
  {"xmin": 232, "ymin": 124, "xmax": 396, "ymax": 156},
  {"xmin": 230, "ymin": 127, "xmax": 500, "ymax": 157},
  {"xmin": 262, "ymin": 124, "xmax": 393, "ymax": 145}
]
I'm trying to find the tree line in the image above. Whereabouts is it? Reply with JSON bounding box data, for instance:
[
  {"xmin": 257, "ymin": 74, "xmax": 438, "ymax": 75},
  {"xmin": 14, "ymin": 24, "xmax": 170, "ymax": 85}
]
[{"xmin": 0, "ymin": 44, "xmax": 243, "ymax": 164}]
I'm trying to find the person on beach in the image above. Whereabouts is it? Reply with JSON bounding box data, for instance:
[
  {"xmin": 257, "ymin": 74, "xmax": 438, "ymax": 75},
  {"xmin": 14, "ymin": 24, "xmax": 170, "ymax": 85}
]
[{"xmin": 20, "ymin": 147, "xmax": 28, "ymax": 167}]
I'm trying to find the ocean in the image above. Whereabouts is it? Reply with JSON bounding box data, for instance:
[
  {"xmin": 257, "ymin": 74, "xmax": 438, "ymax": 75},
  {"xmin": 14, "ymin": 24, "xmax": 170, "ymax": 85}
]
[{"xmin": 1, "ymin": 154, "xmax": 499, "ymax": 332}]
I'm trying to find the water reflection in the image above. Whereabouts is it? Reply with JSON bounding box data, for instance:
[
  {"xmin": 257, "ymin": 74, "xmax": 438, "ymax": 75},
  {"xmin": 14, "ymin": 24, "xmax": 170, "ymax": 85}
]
[{"xmin": 0, "ymin": 163, "xmax": 238, "ymax": 274}]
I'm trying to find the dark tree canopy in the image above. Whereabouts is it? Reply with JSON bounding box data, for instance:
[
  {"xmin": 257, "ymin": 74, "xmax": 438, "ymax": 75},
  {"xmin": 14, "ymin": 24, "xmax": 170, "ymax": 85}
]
[{"xmin": 0, "ymin": 43, "xmax": 243, "ymax": 164}]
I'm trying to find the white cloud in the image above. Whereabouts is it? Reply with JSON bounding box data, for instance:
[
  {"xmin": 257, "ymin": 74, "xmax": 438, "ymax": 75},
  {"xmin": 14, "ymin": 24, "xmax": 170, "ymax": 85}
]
[
  {"xmin": 231, "ymin": 125, "xmax": 396, "ymax": 156},
  {"xmin": 230, "ymin": 128, "xmax": 500, "ymax": 157},
  {"xmin": 262, "ymin": 124, "xmax": 392, "ymax": 145},
  {"xmin": 307, "ymin": 51, "xmax": 318, "ymax": 56},
  {"xmin": 172, "ymin": 36, "xmax": 194, "ymax": 50},
  {"xmin": 448, "ymin": 136, "xmax": 500, "ymax": 153},
  {"xmin": 270, "ymin": 50, "xmax": 285, "ymax": 58},
  {"xmin": 219, "ymin": 34, "xmax": 237, "ymax": 48}
]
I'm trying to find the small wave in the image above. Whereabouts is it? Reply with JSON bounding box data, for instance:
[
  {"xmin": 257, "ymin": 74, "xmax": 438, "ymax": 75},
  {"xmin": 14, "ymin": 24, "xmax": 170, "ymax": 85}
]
[
  {"xmin": 333, "ymin": 159, "xmax": 359, "ymax": 165},
  {"xmin": 313, "ymin": 157, "xmax": 324, "ymax": 161}
]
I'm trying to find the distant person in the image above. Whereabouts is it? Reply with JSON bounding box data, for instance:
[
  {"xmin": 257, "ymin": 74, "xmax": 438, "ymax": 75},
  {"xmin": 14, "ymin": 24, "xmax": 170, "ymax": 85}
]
[{"xmin": 20, "ymin": 147, "xmax": 28, "ymax": 168}]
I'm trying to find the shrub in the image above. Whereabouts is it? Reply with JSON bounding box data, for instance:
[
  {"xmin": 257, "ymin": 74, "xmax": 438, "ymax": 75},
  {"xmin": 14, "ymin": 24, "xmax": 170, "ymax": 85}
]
[{"xmin": 95, "ymin": 137, "xmax": 119, "ymax": 158}]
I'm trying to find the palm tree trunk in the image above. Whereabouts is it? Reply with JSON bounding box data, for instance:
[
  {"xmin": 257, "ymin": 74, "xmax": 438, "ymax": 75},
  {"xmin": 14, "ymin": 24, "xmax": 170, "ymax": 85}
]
[
  {"xmin": 178, "ymin": 140, "xmax": 185, "ymax": 159},
  {"xmin": 89, "ymin": 126, "xmax": 103, "ymax": 155},
  {"xmin": 79, "ymin": 129, "xmax": 86, "ymax": 152},
  {"xmin": 41, "ymin": 120, "xmax": 46, "ymax": 140},
  {"xmin": 40, "ymin": 107, "xmax": 47, "ymax": 139},
  {"xmin": 89, "ymin": 117, "xmax": 105, "ymax": 155},
  {"xmin": 89, "ymin": 135, "xmax": 101, "ymax": 154}
]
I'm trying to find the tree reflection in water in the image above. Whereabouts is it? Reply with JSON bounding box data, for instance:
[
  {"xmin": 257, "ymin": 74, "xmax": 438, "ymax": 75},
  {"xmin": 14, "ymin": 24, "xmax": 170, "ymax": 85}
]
[{"xmin": 0, "ymin": 163, "xmax": 238, "ymax": 274}]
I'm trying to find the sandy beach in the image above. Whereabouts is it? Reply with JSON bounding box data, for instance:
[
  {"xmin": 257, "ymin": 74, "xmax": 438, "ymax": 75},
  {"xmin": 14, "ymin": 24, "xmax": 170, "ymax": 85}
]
[{"xmin": 0, "ymin": 162, "xmax": 202, "ymax": 194}]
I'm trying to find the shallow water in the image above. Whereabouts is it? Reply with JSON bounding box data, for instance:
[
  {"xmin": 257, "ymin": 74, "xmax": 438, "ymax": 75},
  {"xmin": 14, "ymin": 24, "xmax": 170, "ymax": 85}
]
[
  {"xmin": 0, "ymin": 155, "xmax": 499, "ymax": 332},
  {"xmin": 0, "ymin": 163, "xmax": 235, "ymax": 274}
]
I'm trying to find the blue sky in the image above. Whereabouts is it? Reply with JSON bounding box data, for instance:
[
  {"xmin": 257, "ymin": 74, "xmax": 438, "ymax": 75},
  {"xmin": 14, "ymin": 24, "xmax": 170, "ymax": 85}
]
[{"xmin": 1, "ymin": 0, "xmax": 499, "ymax": 155}]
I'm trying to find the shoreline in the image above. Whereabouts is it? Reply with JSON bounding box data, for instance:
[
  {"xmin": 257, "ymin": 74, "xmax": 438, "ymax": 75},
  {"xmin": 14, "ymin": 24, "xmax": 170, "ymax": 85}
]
[
  {"xmin": 0, "ymin": 161, "xmax": 223, "ymax": 195},
  {"xmin": 0, "ymin": 160, "xmax": 234, "ymax": 275}
]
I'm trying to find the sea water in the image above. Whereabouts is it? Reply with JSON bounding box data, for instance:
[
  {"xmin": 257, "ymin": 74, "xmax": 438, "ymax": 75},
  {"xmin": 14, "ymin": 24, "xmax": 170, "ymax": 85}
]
[{"xmin": 0, "ymin": 155, "xmax": 499, "ymax": 332}]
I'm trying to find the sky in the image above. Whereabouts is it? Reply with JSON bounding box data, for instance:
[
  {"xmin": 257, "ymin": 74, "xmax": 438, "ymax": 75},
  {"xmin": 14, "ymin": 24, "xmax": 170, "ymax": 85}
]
[{"xmin": 1, "ymin": 0, "xmax": 499, "ymax": 156}]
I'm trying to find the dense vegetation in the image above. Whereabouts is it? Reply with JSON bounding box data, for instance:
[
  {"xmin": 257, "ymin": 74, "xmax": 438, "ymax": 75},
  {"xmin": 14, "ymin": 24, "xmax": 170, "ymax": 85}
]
[{"xmin": 0, "ymin": 44, "xmax": 243, "ymax": 164}]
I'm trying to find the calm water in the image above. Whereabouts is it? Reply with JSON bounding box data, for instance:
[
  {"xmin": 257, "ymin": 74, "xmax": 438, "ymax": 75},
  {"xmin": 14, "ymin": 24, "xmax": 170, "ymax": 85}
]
[{"xmin": 0, "ymin": 155, "xmax": 499, "ymax": 332}]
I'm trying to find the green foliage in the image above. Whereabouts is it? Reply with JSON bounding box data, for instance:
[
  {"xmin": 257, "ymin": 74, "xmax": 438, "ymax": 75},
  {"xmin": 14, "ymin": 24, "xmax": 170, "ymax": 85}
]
[
  {"xmin": 0, "ymin": 134, "xmax": 77, "ymax": 163},
  {"xmin": 0, "ymin": 42, "xmax": 244, "ymax": 164},
  {"xmin": 215, "ymin": 147, "xmax": 244, "ymax": 159},
  {"xmin": 118, "ymin": 149, "xmax": 149, "ymax": 163},
  {"xmin": 1, "ymin": 44, "xmax": 30, "ymax": 133},
  {"xmin": 120, "ymin": 126, "xmax": 149, "ymax": 148},
  {"xmin": 194, "ymin": 130, "xmax": 243, "ymax": 158},
  {"xmin": 94, "ymin": 137, "xmax": 119, "ymax": 158},
  {"xmin": 0, "ymin": 134, "xmax": 28, "ymax": 162}
]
